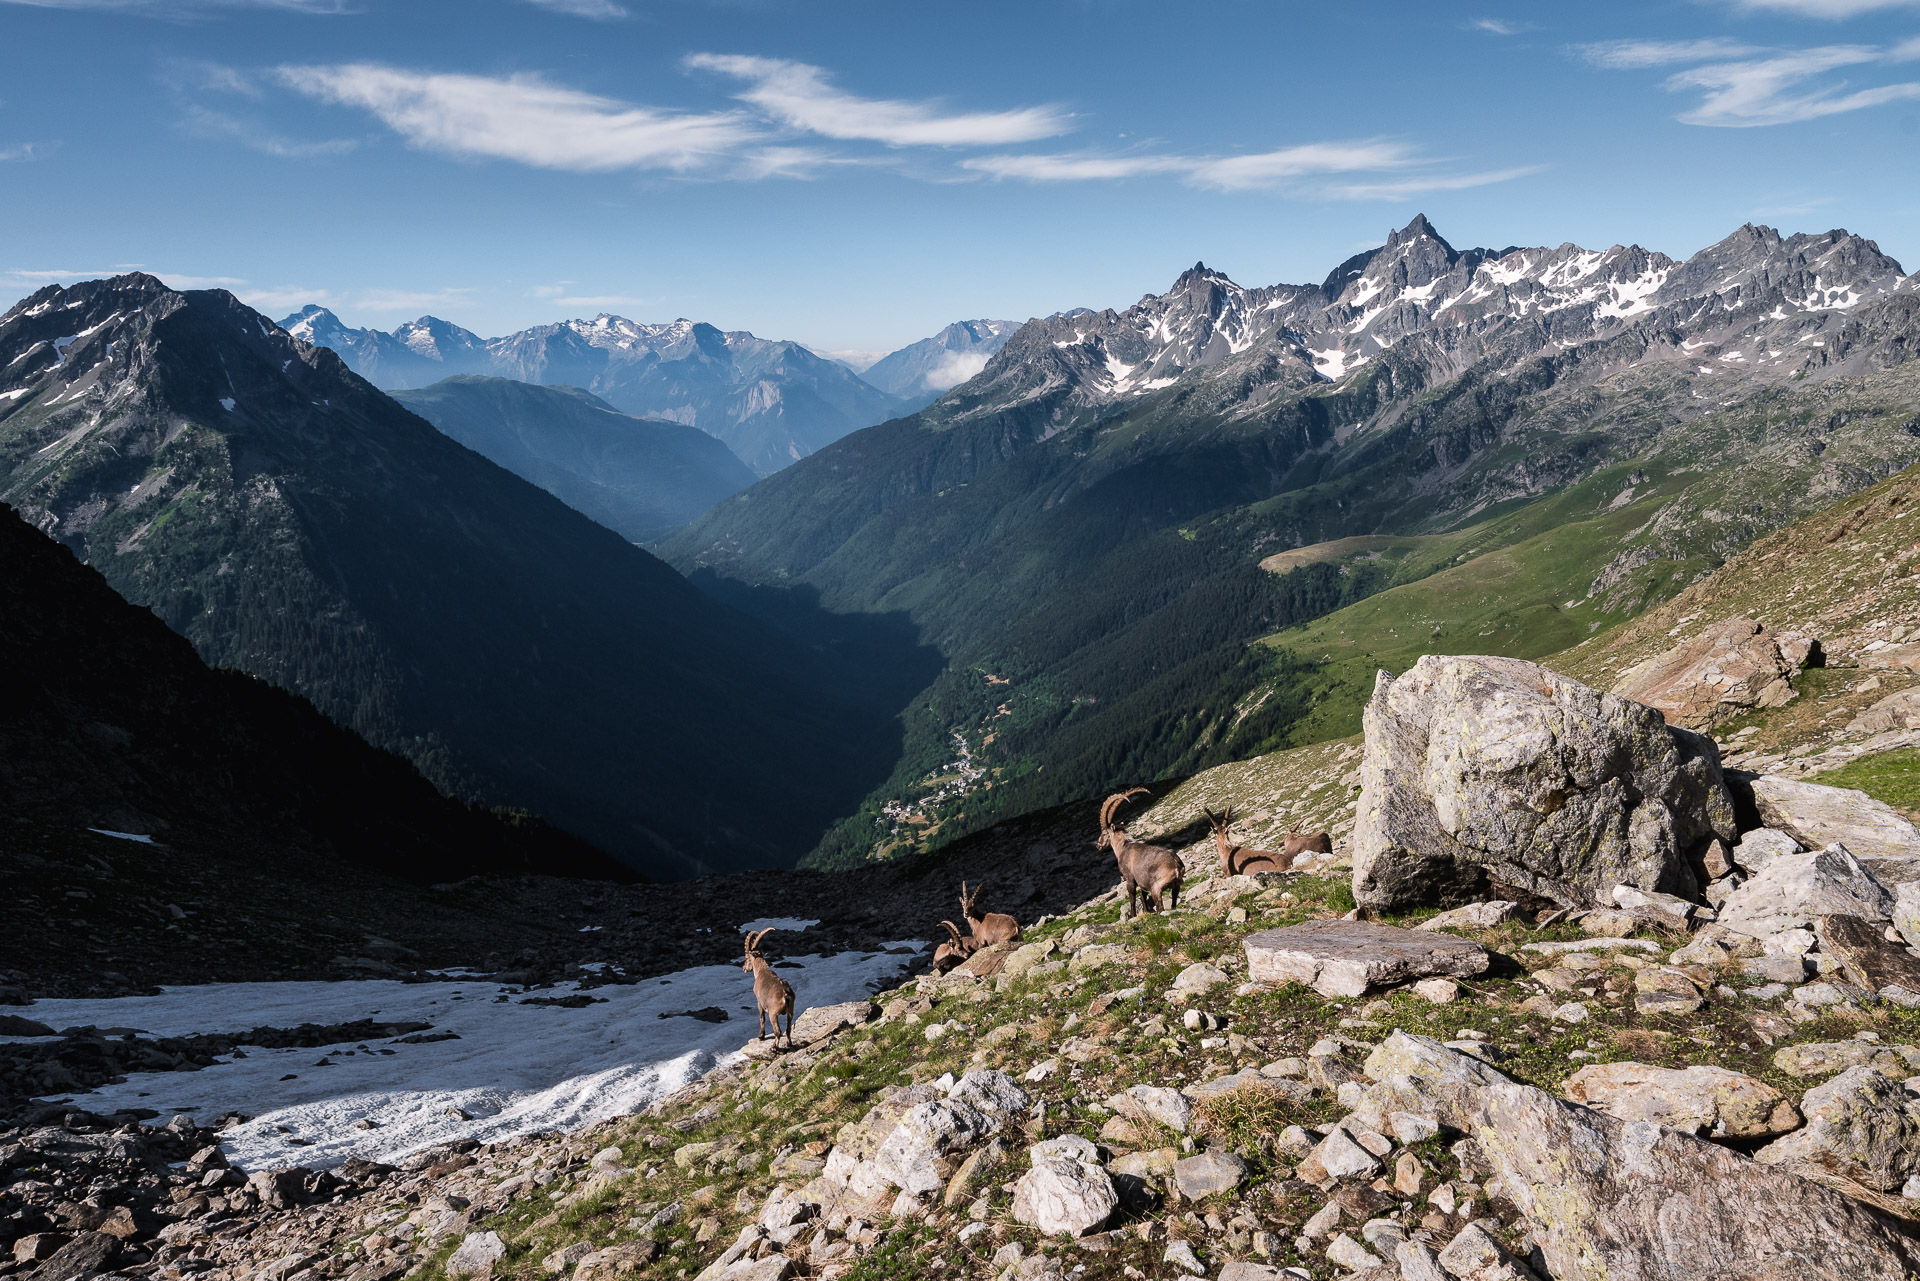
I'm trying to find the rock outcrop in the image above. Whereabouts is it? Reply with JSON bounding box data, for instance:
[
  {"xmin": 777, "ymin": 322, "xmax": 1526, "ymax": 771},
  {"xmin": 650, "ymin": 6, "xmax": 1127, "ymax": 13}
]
[
  {"xmin": 1716, "ymin": 845, "xmax": 1896, "ymax": 937},
  {"xmin": 1562, "ymin": 1061, "xmax": 1801, "ymax": 1139},
  {"xmin": 1352, "ymin": 655, "xmax": 1737, "ymax": 911},
  {"xmin": 1611, "ymin": 616, "xmax": 1819, "ymax": 729},
  {"xmin": 1746, "ymin": 775, "xmax": 1920, "ymax": 863},
  {"xmin": 1243, "ymin": 922, "xmax": 1489, "ymax": 998}
]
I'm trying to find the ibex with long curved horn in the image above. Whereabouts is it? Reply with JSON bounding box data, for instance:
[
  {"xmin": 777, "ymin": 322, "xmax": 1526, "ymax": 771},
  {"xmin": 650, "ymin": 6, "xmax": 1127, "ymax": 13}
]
[
  {"xmin": 1098, "ymin": 788, "xmax": 1183, "ymax": 918},
  {"xmin": 960, "ymin": 882, "xmax": 1021, "ymax": 949},
  {"xmin": 932, "ymin": 920, "xmax": 975, "ymax": 974},
  {"xmin": 741, "ymin": 928, "xmax": 795, "ymax": 1047},
  {"xmin": 1204, "ymin": 806, "xmax": 1295, "ymax": 876}
]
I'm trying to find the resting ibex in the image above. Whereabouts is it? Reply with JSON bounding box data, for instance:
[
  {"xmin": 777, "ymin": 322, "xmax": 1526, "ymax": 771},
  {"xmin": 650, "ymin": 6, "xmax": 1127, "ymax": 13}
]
[
  {"xmin": 1098, "ymin": 788, "xmax": 1183, "ymax": 918},
  {"xmin": 960, "ymin": 882, "xmax": 1021, "ymax": 949},
  {"xmin": 1204, "ymin": 806, "xmax": 1295, "ymax": 876},
  {"xmin": 1284, "ymin": 829, "xmax": 1334, "ymax": 858},
  {"xmin": 740, "ymin": 928, "xmax": 795, "ymax": 1047},
  {"xmin": 932, "ymin": 920, "xmax": 975, "ymax": 974}
]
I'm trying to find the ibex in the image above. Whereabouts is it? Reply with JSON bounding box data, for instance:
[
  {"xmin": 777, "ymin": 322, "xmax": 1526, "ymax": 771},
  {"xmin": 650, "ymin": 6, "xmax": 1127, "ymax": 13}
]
[
  {"xmin": 1204, "ymin": 805, "xmax": 1295, "ymax": 876},
  {"xmin": 740, "ymin": 928, "xmax": 795, "ymax": 1047},
  {"xmin": 1284, "ymin": 829, "xmax": 1334, "ymax": 858},
  {"xmin": 1098, "ymin": 788, "xmax": 1183, "ymax": 918},
  {"xmin": 960, "ymin": 882, "xmax": 1022, "ymax": 949},
  {"xmin": 932, "ymin": 920, "xmax": 975, "ymax": 974}
]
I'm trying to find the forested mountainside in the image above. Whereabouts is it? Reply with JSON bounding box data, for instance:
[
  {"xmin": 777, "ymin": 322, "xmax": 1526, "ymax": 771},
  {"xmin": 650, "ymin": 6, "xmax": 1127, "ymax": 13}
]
[
  {"xmin": 665, "ymin": 216, "xmax": 1920, "ymax": 867},
  {"xmin": 388, "ymin": 376, "xmax": 755, "ymax": 543},
  {"xmin": 0, "ymin": 276, "xmax": 903, "ymax": 880},
  {"xmin": 0, "ymin": 500, "xmax": 617, "ymax": 883},
  {"xmin": 283, "ymin": 307, "xmax": 909, "ymax": 475}
]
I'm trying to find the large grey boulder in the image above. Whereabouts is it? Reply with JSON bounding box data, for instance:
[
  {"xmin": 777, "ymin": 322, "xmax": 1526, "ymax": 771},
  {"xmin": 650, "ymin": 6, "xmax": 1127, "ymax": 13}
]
[
  {"xmin": 1747, "ymin": 775, "xmax": 1920, "ymax": 862},
  {"xmin": 1717, "ymin": 845, "xmax": 1895, "ymax": 937},
  {"xmin": 787, "ymin": 1001, "xmax": 874, "ymax": 1047},
  {"xmin": 1818, "ymin": 914, "xmax": 1920, "ymax": 993},
  {"xmin": 1351, "ymin": 655, "xmax": 1736, "ymax": 911},
  {"xmin": 1756, "ymin": 1066, "xmax": 1920, "ymax": 1193},
  {"xmin": 1471, "ymin": 1076, "xmax": 1920, "ymax": 1280},
  {"xmin": 1361, "ymin": 1029, "xmax": 1510, "ymax": 1130},
  {"xmin": 1244, "ymin": 921, "xmax": 1488, "ymax": 998},
  {"xmin": 1562, "ymin": 1061, "xmax": 1801, "ymax": 1139},
  {"xmin": 1009, "ymin": 1136, "xmax": 1117, "ymax": 1237},
  {"xmin": 835, "ymin": 1071, "xmax": 1028, "ymax": 1201}
]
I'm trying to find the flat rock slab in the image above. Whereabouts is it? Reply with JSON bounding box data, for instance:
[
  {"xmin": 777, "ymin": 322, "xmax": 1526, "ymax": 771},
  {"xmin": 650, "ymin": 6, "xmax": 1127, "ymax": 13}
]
[
  {"xmin": 1819, "ymin": 914, "xmax": 1920, "ymax": 993},
  {"xmin": 1244, "ymin": 920, "xmax": 1489, "ymax": 998},
  {"xmin": 1750, "ymin": 775, "xmax": 1920, "ymax": 862},
  {"xmin": 788, "ymin": 1000, "xmax": 875, "ymax": 1047}
]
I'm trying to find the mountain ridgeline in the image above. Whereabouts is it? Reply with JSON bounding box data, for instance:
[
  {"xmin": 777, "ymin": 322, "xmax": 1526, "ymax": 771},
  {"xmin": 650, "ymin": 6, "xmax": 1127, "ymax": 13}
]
[
  {"xmin": 0, "ymin": 276, "xmax": 909, "ymax": 880},
  {"xmin": 0, "ymin": 499, "xmax": 619, "ymax": 883},
  {"xmin": 283, "ymin": 307, "xmax": 910, "ymax": 476},
  {"xmin": 387, "ymin": 376, "xmax": 755, "ymax": 543},
  {"xmin": 665, "ymin": 215, "xmax": 1920, "ymax": 867}
]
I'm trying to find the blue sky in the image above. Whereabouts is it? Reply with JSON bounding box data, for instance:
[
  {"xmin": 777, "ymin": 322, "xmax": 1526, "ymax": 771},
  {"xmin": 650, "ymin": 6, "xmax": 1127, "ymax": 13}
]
[{"xmin": 3, "ymin": 0, "xmax": 1919, "ymax": 360}]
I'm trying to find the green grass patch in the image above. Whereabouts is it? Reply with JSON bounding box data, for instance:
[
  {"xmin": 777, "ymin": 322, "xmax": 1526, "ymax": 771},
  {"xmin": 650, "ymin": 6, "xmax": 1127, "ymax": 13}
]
[{"xmin": 1808, "ymin": 747, "xmax": 1920, "ymax": 815}]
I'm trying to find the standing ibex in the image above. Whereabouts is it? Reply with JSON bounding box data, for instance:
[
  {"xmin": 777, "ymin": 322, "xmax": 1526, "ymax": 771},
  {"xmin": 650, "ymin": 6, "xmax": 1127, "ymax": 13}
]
[
  {"xmin": 1098, "ymin": 788, "xmax": 1183, "ymax": 918},
  {"xmin": 741, "ymin": 928, "xmax": 795, "ymax": 1047},
  {"xmin": 1204, "ymin": 806, "xmax": 1295, "ymax": 876},
  {"xmin": 960, "ymin": 882, "xmax": 1022, "ymax": 949},
  {"xmin": 932, "ymin": 920, "xmax": 975, "ymax": 974}
]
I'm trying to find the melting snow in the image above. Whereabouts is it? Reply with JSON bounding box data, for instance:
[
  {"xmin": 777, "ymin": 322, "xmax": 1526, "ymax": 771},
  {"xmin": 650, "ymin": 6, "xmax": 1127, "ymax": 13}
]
[
  {"xmin": 86, "ymin": 829, "xmax": 155, "ymax": 844},
  {"xmin": 738, "ymin": 918, "xmax": 819, "ymax": 933},
  {"xmin": 219, "ymin": 398, "xmax": 236, "ymax": 412},
  {"xmin": 0, "ymin": 388, "xmax": 27, "ymax": 401},
  {"xmin": 14, "ymin": 943, "xmax": 920, "ymax": 1171}
]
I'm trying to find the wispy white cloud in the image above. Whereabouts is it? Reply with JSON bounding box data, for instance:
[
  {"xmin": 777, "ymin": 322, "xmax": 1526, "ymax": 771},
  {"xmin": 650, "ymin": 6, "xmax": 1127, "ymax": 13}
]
[
  {"xmin": 960, "ymin": 152, "xmax": 1193, "ymax": 182},
  {"xmin": 686, "ymin": 54, "xmax": 1069, "ymax": 146},
  {"xmin": 1187, "ymin": 140, "xmax": 1419, "ymax": 191},
  {"xmin": 0, "ymin": 142, "xmax": 46, "ymax": 161},
  {"xmin": 1470, "ymin": 18, "xmax": 1523, "ymax": 35},
  {"xmin": 0, "ymin": 0, "xmax": 351, "ymax": 11},
  {"xmin": 521, "ymin": 0, "xmax": 625, "ymax": 16},
  {"xmin": 1326, "ymin": 166, "xmax": 1546, "ymax": 199},
  {"xmin": 181, "ymin": 103, "xmax": 357, "ymax": 157},
  {"xmin": 1670, "ymin": 44, "xmax": 1920, "ymax": 124},
  {"xmin": 278, "ymin": 63, "xmax": 760, "ymax": 172},
  {"xmin": 1726, "ymin": 0, "xmax": 1920, "ymax": 16},
  {"xmin": 961, "ymin": 139, "xmax": 1529, "ymax": 200},
  {"xmin": 1577, "ymin": 38, "xmax": 1764, "ymax": 69},
  {"xmin": 1585, "ymin": 34, "xmax": 1920, "ymax": 125}
]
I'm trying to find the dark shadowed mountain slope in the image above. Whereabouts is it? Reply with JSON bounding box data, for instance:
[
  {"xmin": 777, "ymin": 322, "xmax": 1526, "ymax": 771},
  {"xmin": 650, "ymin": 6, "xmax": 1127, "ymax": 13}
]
[
  {"xmin": 0, "ymin": 501, "xmax": 620, "ymax": 883},
  {"xmin": 387, "ymin": 375, "xmax": 754, "ymax": 542},
  {"xmin": 0, "ymin": 275, "xmax": 908, "ymax": 879}
]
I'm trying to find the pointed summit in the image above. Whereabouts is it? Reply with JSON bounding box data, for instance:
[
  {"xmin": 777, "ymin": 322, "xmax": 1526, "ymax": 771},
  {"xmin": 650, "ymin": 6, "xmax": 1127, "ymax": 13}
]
[{"xmin": 1384, "ymin": 213, "xmax": 1455, "ymax": 255}]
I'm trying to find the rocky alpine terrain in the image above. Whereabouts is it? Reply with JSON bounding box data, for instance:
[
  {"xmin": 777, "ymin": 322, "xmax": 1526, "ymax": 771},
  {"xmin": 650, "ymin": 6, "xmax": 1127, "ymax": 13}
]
[{"xmin": 21, "ymin": 647, "xmax": 1920, "ymax": 1281}]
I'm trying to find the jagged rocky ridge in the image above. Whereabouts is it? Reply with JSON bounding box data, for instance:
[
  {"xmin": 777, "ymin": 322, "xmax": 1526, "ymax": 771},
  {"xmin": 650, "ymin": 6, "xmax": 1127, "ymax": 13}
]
[
  {"xmin": 666, "ymin": 215, "xmax": 1920, "ymax": 869},
  {"xmin": 282, "ymin": 308, "xmax": 910, "ymax": 476}
]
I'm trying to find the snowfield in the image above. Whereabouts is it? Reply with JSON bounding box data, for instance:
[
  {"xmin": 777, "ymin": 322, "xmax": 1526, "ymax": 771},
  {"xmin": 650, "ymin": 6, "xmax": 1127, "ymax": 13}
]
[{"xmin": 14, "ymin": 941, "xmax": 920, "ymax": 1171}]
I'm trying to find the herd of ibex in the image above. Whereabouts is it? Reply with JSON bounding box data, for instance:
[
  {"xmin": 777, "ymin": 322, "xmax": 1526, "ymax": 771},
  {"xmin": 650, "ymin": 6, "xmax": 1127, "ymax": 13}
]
[{"xmin": 742, "ymin": 787, "xmax": 1333, "ymax": 1040}]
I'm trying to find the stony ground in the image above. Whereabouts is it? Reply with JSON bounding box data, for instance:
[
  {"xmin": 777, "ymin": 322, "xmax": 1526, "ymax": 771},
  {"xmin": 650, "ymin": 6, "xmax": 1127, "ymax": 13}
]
[{"xmin": 17, "ymin": 826, "xmax": 1920, "ymax": 1281}]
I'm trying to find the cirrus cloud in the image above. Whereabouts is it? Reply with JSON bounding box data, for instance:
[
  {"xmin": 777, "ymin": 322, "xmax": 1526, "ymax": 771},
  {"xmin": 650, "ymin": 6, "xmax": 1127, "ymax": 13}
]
[
  {"xmin": 277, "ymin": 63, "xmax": 760, "ymax": 172},
  {"xmin": 1582, "ymin": 35, "xmax": 1920, "ymax": 126},
  {"xmin": 685, "ymin": 53, "xmax": 1070, "ymax": 147}
]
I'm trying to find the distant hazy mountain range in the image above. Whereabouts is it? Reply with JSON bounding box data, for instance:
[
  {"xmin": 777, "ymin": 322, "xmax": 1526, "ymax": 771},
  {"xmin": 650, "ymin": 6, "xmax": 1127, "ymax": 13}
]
[
  {"xmin": 388, "ymin": 376, "xmax": 755, "ymax": 543},
  {"xmin": 856, "ymin": 319, "xmax": 1020, "ymax": 405},
  {"xmin": 283, "ymin": 307, "xmax": 1010, "ymax": 477},
  {"xmin": 0, "ymin": 275, "xmax": 903, "ymax": 879}
]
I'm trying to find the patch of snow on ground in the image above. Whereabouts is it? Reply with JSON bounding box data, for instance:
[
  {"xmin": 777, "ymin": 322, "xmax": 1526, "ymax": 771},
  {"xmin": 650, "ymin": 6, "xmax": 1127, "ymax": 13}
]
[
  {"xmin": 86, "ymin": 829, "xmax": 156, "ymax": 844},
  {"xmin": 738, "ymin": 918, "xmax": 819, "ymax": 934},
  {"xmin": 219, "ymin": 398, "xmax": 235, "ymax": 412},
  {"xmin": 16, "ymin": 944, "xmax": 919, "ymax": 1171}
]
